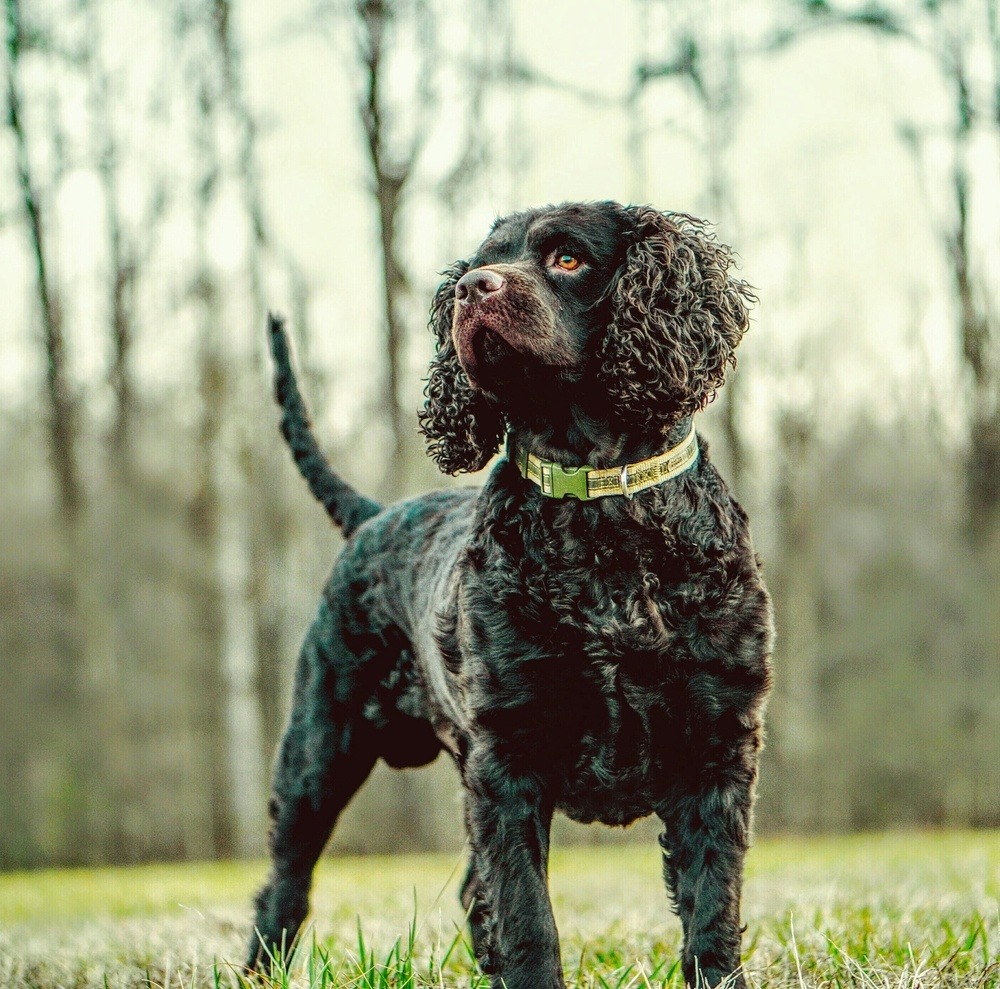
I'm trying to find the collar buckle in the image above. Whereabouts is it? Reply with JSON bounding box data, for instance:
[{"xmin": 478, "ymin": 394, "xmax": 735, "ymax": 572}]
[{"xmin": 545, "ymin": 462, "xmax": 593, "ymax": 500}]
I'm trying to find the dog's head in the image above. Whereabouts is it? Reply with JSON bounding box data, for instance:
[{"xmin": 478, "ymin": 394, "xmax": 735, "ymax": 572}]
[{"xmin": 419, "ymin": 201, "xmax": 755, "ymax": 474}]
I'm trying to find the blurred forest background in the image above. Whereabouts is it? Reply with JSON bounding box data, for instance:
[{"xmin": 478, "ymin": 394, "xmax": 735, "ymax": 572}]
[{"xmin": 1, "ymin": 0, "xmax": 998, "ymax": 870}]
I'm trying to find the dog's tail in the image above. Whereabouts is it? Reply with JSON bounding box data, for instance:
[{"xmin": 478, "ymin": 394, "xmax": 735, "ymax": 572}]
[{"xmin": 268, "ymin": 313, "xmax": 382, "ymax": 537}]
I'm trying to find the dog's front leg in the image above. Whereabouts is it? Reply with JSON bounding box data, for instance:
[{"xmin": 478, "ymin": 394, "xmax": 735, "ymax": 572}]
[
  {"xmin": 464, "ymin": 743, "xmax": 565, "ymax": 989},
  {"xmin": 657, "ymin": 735, "xmax": 761, "ymax": 989}
]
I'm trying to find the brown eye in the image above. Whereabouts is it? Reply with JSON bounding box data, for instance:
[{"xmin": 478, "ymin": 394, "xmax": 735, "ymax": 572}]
[{"xmin": 553, "ymin": 253, "xmax": 581, "ymax": 271}]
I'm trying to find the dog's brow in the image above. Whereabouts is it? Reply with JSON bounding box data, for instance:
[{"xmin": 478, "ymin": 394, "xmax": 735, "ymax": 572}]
[
  {"xmin": 527, "ymin": 219, "xmax": 570, "ymax": 244},
  {"xmin": 477, "ymin": 234, "xmax": 517, "ymax": 259},
  {"xmin": 527, "ymin": 218, "xmax": 601, "ymax": 257}
]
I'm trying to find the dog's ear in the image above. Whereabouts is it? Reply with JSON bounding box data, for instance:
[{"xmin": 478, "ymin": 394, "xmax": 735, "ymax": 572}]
[
  {"xmin": 419, "ymin": 260, "xmax": 505, "ymax": 474},
  {"xmin": 598, "ymin": 206, "xmax": 756, "ymax": 429}
]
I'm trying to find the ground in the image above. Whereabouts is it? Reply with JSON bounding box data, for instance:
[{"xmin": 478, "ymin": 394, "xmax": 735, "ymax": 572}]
[{"xmin": 0, "ymin": 832, "xmax": 997, "ymax": 988}]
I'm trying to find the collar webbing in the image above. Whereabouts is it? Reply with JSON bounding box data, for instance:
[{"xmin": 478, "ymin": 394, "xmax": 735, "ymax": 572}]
[{"xmin": 509, "ymin": 425, "xmax": 699, "ymax": 501}]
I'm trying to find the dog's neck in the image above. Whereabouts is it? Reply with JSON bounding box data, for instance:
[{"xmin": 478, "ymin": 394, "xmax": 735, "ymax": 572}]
[{"xmin": 508, "ymin": 409, "xmax": 695, "ymax": 470}]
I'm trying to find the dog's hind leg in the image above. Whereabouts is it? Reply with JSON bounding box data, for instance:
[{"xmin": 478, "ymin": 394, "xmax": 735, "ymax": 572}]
[
  {"xmin": 459, "ymin": 853, "xmax": 494, "ymax": 971},
  {"xmin": 246, "ymin": 598, "xmax": 379, "ymax": 971}
]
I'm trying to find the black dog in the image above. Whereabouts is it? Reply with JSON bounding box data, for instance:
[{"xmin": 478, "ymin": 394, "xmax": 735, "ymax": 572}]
[{"xmin": 247, "ymin": 201, "xmax": 773, "ymax": 989}]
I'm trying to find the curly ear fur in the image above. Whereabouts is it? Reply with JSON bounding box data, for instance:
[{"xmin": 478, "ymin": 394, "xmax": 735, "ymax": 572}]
[
  {"xmin": 598, "ymin": 206, "xmax": 756, "ymax": 430},
  {"xmin": 419, "ymin": 260, "xmax": 505, "ymax": 474}
]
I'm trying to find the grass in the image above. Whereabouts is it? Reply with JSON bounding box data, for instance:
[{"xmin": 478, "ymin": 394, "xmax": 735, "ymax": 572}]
[{"xmin": 0, "ymin": 831, "xmax": 997, "ymax": 988}]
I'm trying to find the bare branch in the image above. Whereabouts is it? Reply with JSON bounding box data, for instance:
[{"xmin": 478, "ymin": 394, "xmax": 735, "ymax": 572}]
[{"xmin": 4, "ymin": 0, "xmax": 81, "ymax": 521}]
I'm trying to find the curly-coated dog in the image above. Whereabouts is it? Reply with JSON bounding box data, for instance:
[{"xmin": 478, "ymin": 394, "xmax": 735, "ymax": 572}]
[{"xmin": 247, "ymin": 201, "xmax": 773, "ymax": 989}]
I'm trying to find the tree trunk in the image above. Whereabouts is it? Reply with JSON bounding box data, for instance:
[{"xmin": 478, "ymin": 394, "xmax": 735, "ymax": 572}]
[
  {"xmin": 357, "ymin": 0, "xmax": 416, "ymax": 497},
  {"xmin": 376, "ymin": 176, "xmax": 410, "ymax": 492},
  {"xmin": 951, "ymin": 134, "xmax": 1000, "ymax": 542},
  {"xmin": 187, "ymin": 343, "xmax": 238, "ymax": 859},
  {"xmin": 209, "ymin": 0, "xmax": 289, "ymax": 788},
  {"xmin": 630, "ymin": 5, "xmax": 748, "ymax": 491},
  {"xmin": 770, "ymin": 414, "xmax": 823, "ymax": 830},
  {"xmin": 5, "ymin": 0, "xmax": 115, "ymax": 862},
  {"xmin": 5, "ymin": 0, "xmax": 80, "ymax": 524}
]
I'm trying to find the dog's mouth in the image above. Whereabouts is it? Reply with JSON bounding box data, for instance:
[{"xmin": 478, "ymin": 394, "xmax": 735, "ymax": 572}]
[
  {"xmin": 453, "ymin": 314, "xmax": 520, "ymax": 387},
  {"xmin": 454, "ymin": 314, "xmax": 581, "ymax": 390}
]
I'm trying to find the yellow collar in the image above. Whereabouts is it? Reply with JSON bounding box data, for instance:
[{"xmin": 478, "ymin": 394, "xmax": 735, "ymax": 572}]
[{"xmin": 509, "ymin": 425, "xmax": 699, "ymax": 500}]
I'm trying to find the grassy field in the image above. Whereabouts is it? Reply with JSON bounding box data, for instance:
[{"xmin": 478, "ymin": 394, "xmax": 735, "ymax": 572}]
[{"xmin": 0, "ymin": 831, "xmax": 997, "ymax": 988}]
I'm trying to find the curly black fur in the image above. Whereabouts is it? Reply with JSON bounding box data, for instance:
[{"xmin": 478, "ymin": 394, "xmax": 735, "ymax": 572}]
[
  {"xmin": 418, "ymin": 260, "xmax": 507, "ymax": 474},
  {"xmin": 248, "ymin": 202, "xmax": 773, "ymax": 989},
  {"xmin": 599, "ymin": 207, "xmax": 756, "ymax": 431}
]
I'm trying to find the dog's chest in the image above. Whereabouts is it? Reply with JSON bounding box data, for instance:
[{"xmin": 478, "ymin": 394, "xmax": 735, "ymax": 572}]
[
  {"xmin": 549, "ymin": 557, "xmax": 689, "ymax": 822},
  {"xmin": 555, "ymin": 654, "xmax": 683, "ymax": 826},
  {"xmin": 468, "ymin": 507, "xmax": 698, "ymax": 822},
  {"xmin": 507, "ymin": 502, "xmax": 689, "ymax": 658}
]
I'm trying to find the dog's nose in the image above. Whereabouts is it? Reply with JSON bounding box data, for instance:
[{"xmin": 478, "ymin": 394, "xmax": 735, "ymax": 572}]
[{"xmin": 455, "ymin": 268, "xmax": 505, "ymax": 306}]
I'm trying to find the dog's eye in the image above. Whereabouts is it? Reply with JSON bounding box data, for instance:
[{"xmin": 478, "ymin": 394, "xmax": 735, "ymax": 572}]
[{"xmin": 552, "ymin": 253, "xmax": 582, "ymax": 271}]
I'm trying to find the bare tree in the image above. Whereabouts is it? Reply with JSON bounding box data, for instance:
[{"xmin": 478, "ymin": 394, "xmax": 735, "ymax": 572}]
[
  {"xmin": 2, "ymin": 0, "xmax": 117, "ymax": 861},
  {"xmin": 77, "ymin": 11, "xmax": 178, "ymax": 857},
  {"xmin": 631, "ymin": 0, "xmax": 754, "ymax": 491},
  {"xmin": 185, "ymin": 74, "xmax": 238, "ymax": 858},
  {"xmin": 207, "ymin": 0, "xmax": 293, "ymax": 776},
  {"xmin": 5, "ymin": 0, "xmax": 80, "ymax": 522},
  {"xmin": 316, "ymin": 0, "xmax": 529, "ymax": 493},
  {"xmin": 790, "ymin": 0, "xmax": 1000, "ymax": 541},
  {"xmin": 81, "ymin": 6, "xmax": 170, "ymax": 478},
  {"xmin": 769, "ymin": 405, "xmax": 824, "ymax": 829},
  {"xmin": 353, "ymin": 0, "xmax": 434, "ymax": 493},
  {"xmin": 179, "ymin": 2, "xmax": 271, "ymax": 856}
]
